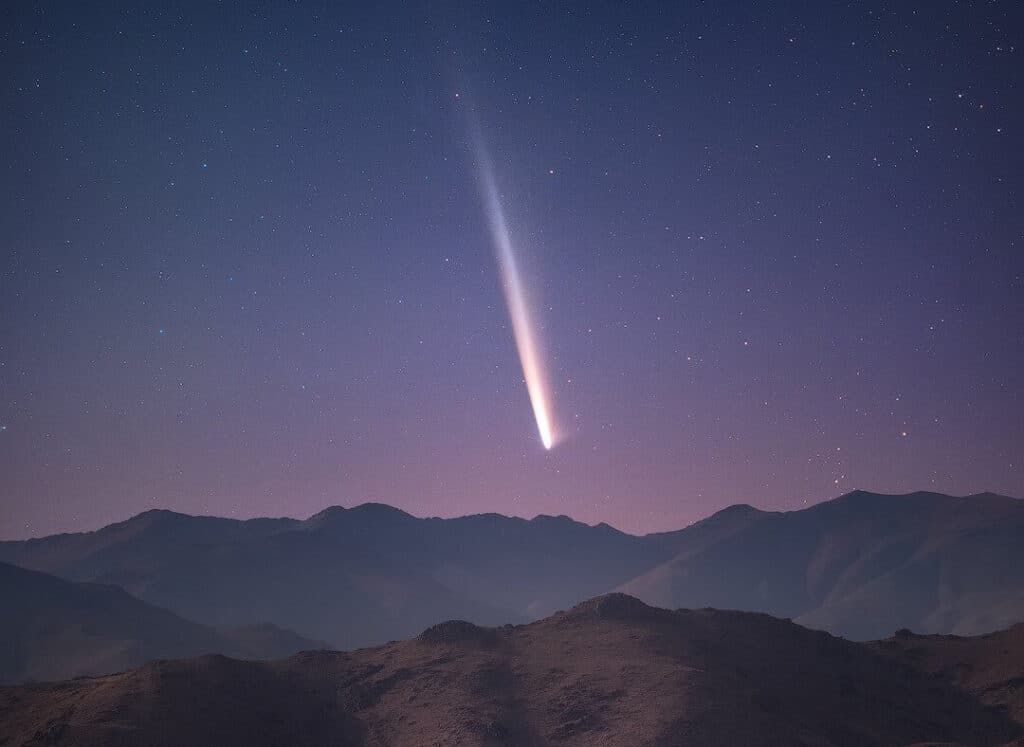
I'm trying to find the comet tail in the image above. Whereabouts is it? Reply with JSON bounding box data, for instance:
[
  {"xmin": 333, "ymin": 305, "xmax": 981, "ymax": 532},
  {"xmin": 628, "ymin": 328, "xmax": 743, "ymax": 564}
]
[{"xmin": 471, "ymin": 129, "xmax": 557, "ymax": 450}]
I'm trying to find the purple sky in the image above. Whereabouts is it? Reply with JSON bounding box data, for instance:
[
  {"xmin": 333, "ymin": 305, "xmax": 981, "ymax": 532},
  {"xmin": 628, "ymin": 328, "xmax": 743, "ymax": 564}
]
[{"xmin": 2, "ymin": 0, "xmax": 1021, "ymax": 539}]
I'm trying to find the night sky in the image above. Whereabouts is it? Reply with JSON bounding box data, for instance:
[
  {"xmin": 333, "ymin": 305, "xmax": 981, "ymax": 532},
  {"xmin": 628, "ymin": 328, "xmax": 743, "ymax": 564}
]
[{"xmin": 2, "ymin": 1, "xmax": 1022, "ymax": 539}]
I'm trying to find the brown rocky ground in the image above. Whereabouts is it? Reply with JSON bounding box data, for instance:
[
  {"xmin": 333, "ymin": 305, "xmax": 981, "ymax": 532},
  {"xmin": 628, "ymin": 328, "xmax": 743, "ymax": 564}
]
[
  {"xmin": 2, "ymin": 594, "xmax": 1022, "ymax": 746},
  {"xmin": 876, "ymin": 622, "xmax": 1024, "ymax": 727}
]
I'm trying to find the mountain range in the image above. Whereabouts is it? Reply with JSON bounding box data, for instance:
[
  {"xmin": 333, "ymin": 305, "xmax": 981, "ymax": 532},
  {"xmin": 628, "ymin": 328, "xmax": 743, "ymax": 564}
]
[
  {"xmin": 3, "ymin": 593, "xmax": 1024, "ymax": 746},
  {"xmin": 0, "ymin": 561, "xmax": 324, "ymax": 684},
  {"xmin": 1, "ymin": 490, "xmax": 1022, "ymax": 651}
]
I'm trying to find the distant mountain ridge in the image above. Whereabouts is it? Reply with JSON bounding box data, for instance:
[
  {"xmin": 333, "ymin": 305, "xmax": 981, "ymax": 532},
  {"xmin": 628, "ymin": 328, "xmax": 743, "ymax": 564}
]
[
  {"xmin": 3, "ymin": 593, "xmax": 1024, "ymax": 746},
  {"xmin": 0, "ymin": 561, "xmax": 325, "ymax": 684},
  {"xmin": 0, "ymin": 490, "xmax": 1021, "ymax": 647},
  {"xmin": 620, "ymin": 489, "xmax": 1024, "ymax": 638}
]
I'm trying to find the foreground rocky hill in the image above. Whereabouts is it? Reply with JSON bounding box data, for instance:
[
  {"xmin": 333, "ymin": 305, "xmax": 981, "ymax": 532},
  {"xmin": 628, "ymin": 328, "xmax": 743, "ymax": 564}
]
[{"xmin": 2, "ymin": 594, "xmax": 1023, "ymax": 746}]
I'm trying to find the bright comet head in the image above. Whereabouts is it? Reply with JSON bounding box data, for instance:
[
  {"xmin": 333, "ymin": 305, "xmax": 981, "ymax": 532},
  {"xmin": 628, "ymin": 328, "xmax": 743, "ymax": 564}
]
[{"xmin": 470, "ymin": 122, "xmax": 558, "ymax": 450}]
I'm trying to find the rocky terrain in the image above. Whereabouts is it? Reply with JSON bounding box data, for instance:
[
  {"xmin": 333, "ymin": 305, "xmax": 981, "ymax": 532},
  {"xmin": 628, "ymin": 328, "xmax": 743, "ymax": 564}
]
[{"xmin": 2, "ymin": 594, "xmax": 1023, "ymax": 746}]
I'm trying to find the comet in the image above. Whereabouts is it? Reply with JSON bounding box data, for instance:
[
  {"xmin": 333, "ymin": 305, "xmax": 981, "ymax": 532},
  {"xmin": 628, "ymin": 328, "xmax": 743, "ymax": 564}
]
[{"xmin": 470, "ymin": 124, "xmax": 557, "ymax": 450}]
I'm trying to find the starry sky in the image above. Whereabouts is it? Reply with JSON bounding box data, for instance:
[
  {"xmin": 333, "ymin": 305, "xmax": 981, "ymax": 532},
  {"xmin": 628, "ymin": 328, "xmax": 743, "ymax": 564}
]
[{"xmin": 2, "ymin": 0, "xmax": 1022, "ymax": 539}]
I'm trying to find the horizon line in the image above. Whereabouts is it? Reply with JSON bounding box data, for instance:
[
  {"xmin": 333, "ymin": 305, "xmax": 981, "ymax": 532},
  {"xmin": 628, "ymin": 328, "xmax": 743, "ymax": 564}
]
[{"xmin": 2, "ymin": 488, "xmax": 1015, "ymax": 543}]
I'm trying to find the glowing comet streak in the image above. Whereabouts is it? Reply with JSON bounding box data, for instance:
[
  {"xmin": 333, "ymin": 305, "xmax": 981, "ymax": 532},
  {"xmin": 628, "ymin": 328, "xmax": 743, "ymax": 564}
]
[{"xmin": 472, "ymin": 130, "xmax": 557, "ymax": 450}]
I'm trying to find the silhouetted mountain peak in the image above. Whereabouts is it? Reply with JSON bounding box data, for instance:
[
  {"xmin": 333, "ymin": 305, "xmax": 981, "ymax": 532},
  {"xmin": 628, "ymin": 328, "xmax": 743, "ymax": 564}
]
[
  {"xmin": 115, "ymin": 508, "xmax": 264, "ymax": 540},
  {"xmin": 350, "ymin": 502, "xmax": 413, "ymax": 517},
  {"xmin": 967, "ymin": 491, "xmax": 1017, "ymax": 502},
  {"xmin": 118, "ymin": 507, "xmax": 192, "ymax": 529},
  {"xmin": 565, "ymin": 593, "xmax": 662, "ymax": 622},
  {"xmin": 530, "ymin": 513, "xmax": 577, "ymax": 524},
  {"xmin": 819, "ymin": 490, "xmax": 1020, "ymax": 515},
  {"xmin": 705, "ymin": 503, "xmax": 765, "ymax": 520},
  {"xmin": 134, "ymin": 508, "xmax": 185, "ymax": 519},
  {"xmin": 831, "ymin": 489, "xmax": 969, "ymax": 503},
  {"xmin": 528, "ymin": 513, "xmax": 629, "ymax": 538},
  {"xmin": 306, "ymin": 503, "xmax": 413, "ymax": 526},
  {"xmin": 418, "ymin": 619, "xmax": 499, "ymax": 646},
  {"xmin": 809, "ymin": 489, "xmax": 956, "ymax": 516},
  {"xmin": 306, "ymin": 505, "xmax": 345, "ymax": 521},
  {"xmin": 643, "ymin": 502, "xmax": 769, "ymax": 546},
  {"xmin": 835, "ymin": 489, "xmax": 873, "ymax": 501}
]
